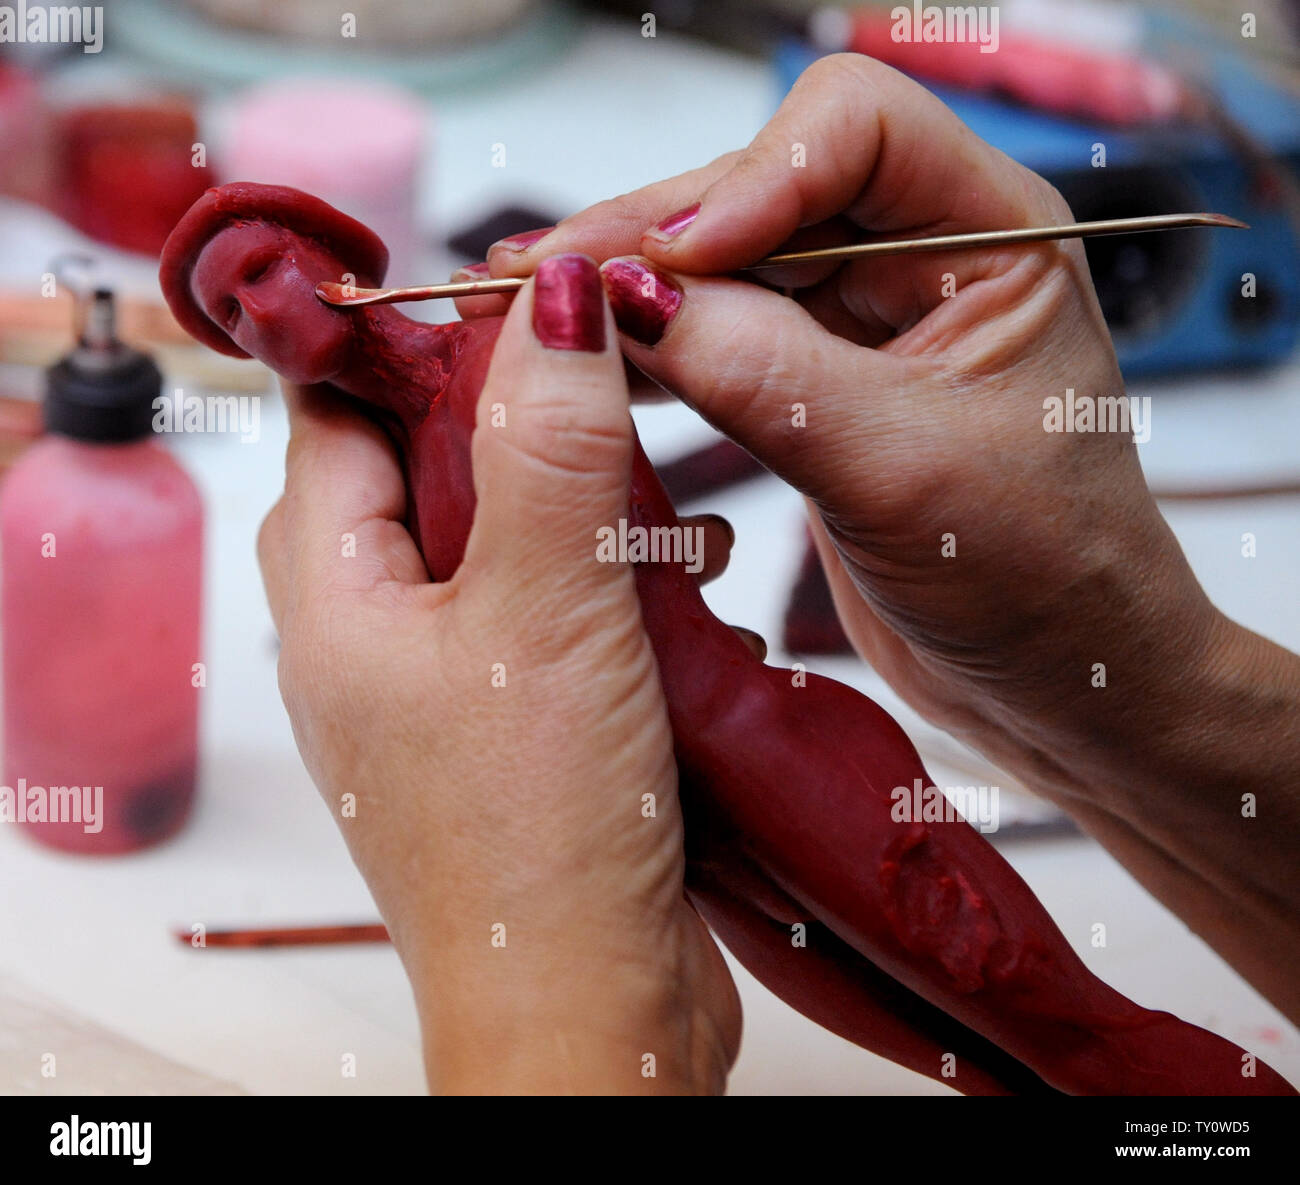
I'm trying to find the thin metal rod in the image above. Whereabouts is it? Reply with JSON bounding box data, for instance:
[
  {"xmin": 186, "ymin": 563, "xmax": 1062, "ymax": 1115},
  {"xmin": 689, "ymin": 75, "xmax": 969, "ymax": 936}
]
[
  {"xmin": 756, "ymin": 212, "xmax": 1247, "ymax": 265},
  {"xmin": 315, "ymin": 212, "xmax": 1247, "ymax": 308},
  {"xmin": 317, "ymin": 276, "xmax": 525, "ymax": 306}
]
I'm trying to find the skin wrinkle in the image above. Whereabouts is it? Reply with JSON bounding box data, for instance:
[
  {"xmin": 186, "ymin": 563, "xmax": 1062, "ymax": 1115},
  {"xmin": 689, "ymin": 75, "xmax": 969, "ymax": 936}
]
[
  {"xmin": 889, "ymin": 248, "xmax": 1064, "ymax": 362},
  {"xmin": 1052, "ymin": 793, "xmax": 1300, "ymax": 1023},
  {"xmin": 800, "ymin": 271, "xmax": 890, "ymax": 346},
  {"xmin": 193, "ymin": 226, "xmax": 575, "ymax": 1075},
  {"xmin": 605, "ymin": 57, "xmax": 1299, "ymax": 1037},
  {"xmin": 485, "ymin": 400, "xmax": 631, "ymax": 484},
  {"xmin": 800, "ymin": 248, "xmax": 1268, "ymax": 945},
  {"xmin": 814, "ymin": 454, "xmax": 1210, "ymax": 799},
  {"xmin": 170, "ymin": 94, "xmax": 1300, "ymax": 1081}
]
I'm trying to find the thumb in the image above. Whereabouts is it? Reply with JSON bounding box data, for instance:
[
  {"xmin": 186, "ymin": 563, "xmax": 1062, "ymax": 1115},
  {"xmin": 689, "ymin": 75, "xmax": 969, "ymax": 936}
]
[
  {"xmin": 461, "ymin": 254, "xmax": 636, "ymax": 613},
  {"xmin": 599, "ymin": 256, "xmax": 920, "ymax": 506},
  {"xmin": 635, "ymin": 54, "xmax": 1042, "ymax": 276}
]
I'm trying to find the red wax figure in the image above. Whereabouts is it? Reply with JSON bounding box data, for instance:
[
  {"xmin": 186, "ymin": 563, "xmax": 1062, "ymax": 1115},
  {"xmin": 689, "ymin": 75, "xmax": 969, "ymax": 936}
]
[{"xmin": 161, "ymin": 183, "xmax": 1294, "ymax": 1096}]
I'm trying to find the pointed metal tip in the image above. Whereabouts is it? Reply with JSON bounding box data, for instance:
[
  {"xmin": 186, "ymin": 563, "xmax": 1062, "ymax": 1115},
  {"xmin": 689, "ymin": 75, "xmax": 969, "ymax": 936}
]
[
  {"xmin": 312, "ymin": 212, "xmax": 1250, "ymax": 306},
  {"xmin": 317, "ymin": 276, "xmax": 526, "ymax": 305},
  {"xmin": 1200, "ymin": 213, "xmax": 1250, "ymax": 229},
  {"xmin": 315, "ymin": 281, "xmax": 371, "ymax": 307}
]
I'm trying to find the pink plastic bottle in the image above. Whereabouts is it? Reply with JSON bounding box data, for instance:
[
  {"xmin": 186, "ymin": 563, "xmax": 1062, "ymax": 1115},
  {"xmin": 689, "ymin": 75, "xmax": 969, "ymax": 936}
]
[{"xmin": 1, "ymin": 288, "xmax": 202, "ymax": 853}]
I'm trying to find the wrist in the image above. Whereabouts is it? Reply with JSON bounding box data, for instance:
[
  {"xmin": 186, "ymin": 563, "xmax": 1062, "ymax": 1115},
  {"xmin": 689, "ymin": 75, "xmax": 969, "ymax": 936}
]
[
  {"xmin": 1100, "ymin": 609, "xmax": 1300, "ymax": 820},
  {"xmin": 417, "ymin": 973, "xmax": 729, "ymax": 1095},
  {"xmin": 416, "ymin": 987, "xmax": 728, "ymax": 1096},
  {"xmin": 1004, "ymin": 604, "xmax": 1300, "ymax": 1018},
  {"xmin": 999, "ymin": 590, "xmax": 1227, "ymax": 811},
  {"xmin": 1001, "ymin": 585, "xmax": 1299, "ymax": 888},
  {"xmin": 425, "ymin": 1023, "xmax": 718, "ymax": 1096},
  {"xmin": 983, "ymin": 516, "xmax": 1227, "ymax": 811}
]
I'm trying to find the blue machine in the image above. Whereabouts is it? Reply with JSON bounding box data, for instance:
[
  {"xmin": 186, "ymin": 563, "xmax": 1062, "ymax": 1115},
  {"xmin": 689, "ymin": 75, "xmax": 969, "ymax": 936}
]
[{"xmin": 774, "ymin": 35, "xmax": 1300, "ymax": 377}]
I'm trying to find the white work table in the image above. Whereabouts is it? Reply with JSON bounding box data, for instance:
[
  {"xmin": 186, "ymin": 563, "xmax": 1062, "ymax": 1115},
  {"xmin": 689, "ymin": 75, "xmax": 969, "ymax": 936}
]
[{"xmin": 1, "ymin": 20, "xmax": 1297, "ymax": 1095}]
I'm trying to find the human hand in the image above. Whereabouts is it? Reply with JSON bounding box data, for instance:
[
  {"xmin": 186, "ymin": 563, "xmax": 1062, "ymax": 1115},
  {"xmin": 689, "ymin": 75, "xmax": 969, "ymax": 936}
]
[
  {"xmin": 470, "ymin": 59, "xmax": 1300, "ymax": 1020},
  {"xmin": 473, "ymin": 55, "xmax": 1223, "ymax": 812},
  {"xmin": 257, "ymin": 255, "xmax": 741, "ymax": 1094}
]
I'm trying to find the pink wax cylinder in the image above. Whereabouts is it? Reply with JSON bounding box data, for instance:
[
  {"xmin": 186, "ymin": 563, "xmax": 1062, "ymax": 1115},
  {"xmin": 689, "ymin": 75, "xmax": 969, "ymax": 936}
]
[
  {"xmin": 223, "ymin": 79, "xmax": 427, "ymax": 285},
  {"xmin": 0, "ymin": 292, "xmax": 202, "ymax": 854},
  {"xmin": 0, "ymin": 62, "xmax": 53, "ymax": 208}
]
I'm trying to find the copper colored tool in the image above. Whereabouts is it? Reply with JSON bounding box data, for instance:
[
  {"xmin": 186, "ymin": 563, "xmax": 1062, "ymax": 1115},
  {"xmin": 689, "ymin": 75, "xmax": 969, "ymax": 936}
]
[
  {"xmin": 176, "ymin": 923, "xmax": 389, "ymax": 948},
  {"xmin": 316, "ymin": 212, "xmax": 1247, "ymax": 307}
]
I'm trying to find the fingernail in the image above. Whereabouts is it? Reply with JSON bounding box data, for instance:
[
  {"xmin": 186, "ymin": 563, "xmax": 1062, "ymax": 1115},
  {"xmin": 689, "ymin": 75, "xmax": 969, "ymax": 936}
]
[
  {"xmin": 533, "ymin": 254, "xmax": 606, "ymax": 352},
  {"xmin": 700, "ymin": 512, "xmax": 735, "ymax": 548},
  {"xmin": 451, "ymin": 261, "xmax": 490, "ymax": 279},
  {"xmin": 490, "ymin": 226, "xmax": 555, "ymax": 255},
  {"xmin": 600, "ymin": 257, "xmax": 683, "ymax": 346},
  {"xmin": 645, "ymin": 202, "xmax": 700, "ymax": 245},
  {"xmin": 730, "ymin": 625, "xmax": 768, "ymax": 662}
]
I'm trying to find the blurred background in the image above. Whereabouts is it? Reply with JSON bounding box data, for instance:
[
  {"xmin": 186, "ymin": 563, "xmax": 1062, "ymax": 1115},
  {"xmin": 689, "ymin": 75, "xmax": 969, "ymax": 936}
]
[{"xmin": 1, "ymin": 0, "xmax": 1297, "ymax": 1095}]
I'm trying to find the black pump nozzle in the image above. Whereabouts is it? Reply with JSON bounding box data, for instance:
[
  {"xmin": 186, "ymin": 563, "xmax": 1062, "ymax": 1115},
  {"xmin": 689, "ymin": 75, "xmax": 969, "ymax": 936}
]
[
  {"xmin": 81, "ymin": 287, "xmax": 117, "ymax": 351},
  {"xmin": 44, "ymin": 277, "xmax": 162, "ymax": 444}
]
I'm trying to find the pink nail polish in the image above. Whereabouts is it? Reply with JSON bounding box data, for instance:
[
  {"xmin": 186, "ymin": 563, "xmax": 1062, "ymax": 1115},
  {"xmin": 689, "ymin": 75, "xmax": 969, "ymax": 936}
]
[
  {"xmin": 533, "ymin": 254, "xmax": 606, "ymax": 352},
  {"xmin": 601, "ymin": 257, "xmax": 683, "ymax": 346},
  {"xmin": 453, "ymin": 261, "xmax": 490, "ymax": 278},
  {"xmin": 490, "ymin": 226, "xmax": 555, "ymax": 254},
  {"xmin": 647, "ymin": 202, "xmax": 700, "ymax": 243}
]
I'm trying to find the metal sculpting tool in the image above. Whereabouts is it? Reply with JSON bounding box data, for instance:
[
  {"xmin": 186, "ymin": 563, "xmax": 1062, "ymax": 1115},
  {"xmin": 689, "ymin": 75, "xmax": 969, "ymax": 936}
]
[{"xmin": 315, "ymin": 212, "xmax": 1247, "ymax": 307}]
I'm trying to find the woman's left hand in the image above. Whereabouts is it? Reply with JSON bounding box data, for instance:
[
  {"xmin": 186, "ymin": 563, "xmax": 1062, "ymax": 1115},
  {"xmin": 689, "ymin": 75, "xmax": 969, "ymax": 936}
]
[{"xmin": 257, "ymin": 255, "xmax": 741, "ymax": 1094}]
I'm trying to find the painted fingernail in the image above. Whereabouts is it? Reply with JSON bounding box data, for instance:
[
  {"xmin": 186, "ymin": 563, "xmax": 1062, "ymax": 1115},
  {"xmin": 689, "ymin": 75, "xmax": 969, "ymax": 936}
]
[
  {"xmin": 600, "ymin": 257, "xmax": 683, "ymax": 346},
  {"xmin": 730, "ymin": 625, "xmax": 768, "ymax": 662},
  {"xmin": 700, "ymin": 512, "xmax": 735, "ymax": 548},
  {"xmin": 490, "ymin": 226, "xmax": 556, "ymax": 254},
  {"xmin": 533, "ymin": 254, "xmax": 606, "ymax": 352},
  {"xmin": 451, "ymin": 261, "xmax": 491, "ymax": 280},
  {"xmin": 645, "ymin": 202, "xmax": 700, "ymax": 244}
]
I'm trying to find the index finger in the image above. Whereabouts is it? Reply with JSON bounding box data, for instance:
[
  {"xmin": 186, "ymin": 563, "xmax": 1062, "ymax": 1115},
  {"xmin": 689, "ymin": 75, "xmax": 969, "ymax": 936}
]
[
  {"xmin": 639, "ymin": 53, "xmax": 1063, "ymax": 275},
  {"xmin": 474, "ymin": 150, "xmax": 743, "ymax": 290}
]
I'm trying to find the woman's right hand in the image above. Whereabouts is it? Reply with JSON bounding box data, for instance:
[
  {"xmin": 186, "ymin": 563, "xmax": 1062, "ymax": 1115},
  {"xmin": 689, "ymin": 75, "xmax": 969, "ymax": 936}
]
[
  {"xmin": 473, "ymin": 55, "xmax": 1300, "ymax": 1019},
  {"xmin": 474, "ymin": 55, "xmax": 1209, "ymax": 790}
]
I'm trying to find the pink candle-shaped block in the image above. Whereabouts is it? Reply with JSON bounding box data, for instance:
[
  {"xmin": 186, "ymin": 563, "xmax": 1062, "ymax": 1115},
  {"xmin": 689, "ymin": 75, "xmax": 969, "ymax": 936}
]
[{"xmin": 223, "ymin": 79, "xmax": 427, "ymax": 285}]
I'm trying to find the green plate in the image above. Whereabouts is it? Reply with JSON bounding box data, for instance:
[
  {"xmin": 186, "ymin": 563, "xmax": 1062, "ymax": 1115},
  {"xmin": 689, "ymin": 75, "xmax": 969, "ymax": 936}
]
[{"xmin": 110, "ymin": 0, "xmax": 576, "ymax": 95}]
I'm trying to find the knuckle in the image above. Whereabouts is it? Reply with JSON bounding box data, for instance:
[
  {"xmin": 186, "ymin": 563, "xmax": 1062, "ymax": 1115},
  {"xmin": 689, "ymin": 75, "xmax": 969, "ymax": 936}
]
[
  {"xmin": 705, "ymin": 147, "xmax": 745, "ymax": 175},
  {"xmin": 1022, "ymin": 169, "xmax": 1075, "ymax": 223},
  {"xmin": 497, "ymin": 398, "xmax": 632, "ymax": 484},
  {"xmin": 256, "ymin": 501, "xmax": 284, "ymax": 568},
  {"xmin": 791, "ymin": 52, "xmax": 896, "ymax": 124},
  {"xmin": 1039, "ymin": 179, "xmax": 1076, "ymax": 224},
  {"xmin": 282, "ymin": 428, "xmax": 319, "ymax": 485},
  {"xmin": 799, "ymin": 51, "xmax": 880, "ymax": 93},
  {"xmin": 568, "ymin": 192, "xmax": 653, "ymax": 241},
  {"xmin": 725, "ymin": 145, "xmax": 779, "ymax": 192},
  {"xmin": 699, "ymin": 313, "xmax": 814, "ymax": 421},
  {"xmin": 518, "ymin": 577, "xmax": 647, "ymax": 671}
]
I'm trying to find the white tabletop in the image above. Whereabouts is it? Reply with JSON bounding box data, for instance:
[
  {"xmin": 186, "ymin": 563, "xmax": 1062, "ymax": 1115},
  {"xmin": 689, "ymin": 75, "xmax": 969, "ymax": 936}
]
[{"xmin": 1, "ymin": 19, "xmax": 1297, "ymax": 1095}]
